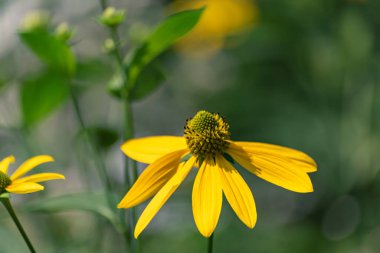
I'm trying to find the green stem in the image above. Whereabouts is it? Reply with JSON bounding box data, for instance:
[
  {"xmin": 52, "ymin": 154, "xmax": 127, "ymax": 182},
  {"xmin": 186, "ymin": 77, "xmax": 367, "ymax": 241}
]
[
  {"xmin": 124, "ymin": 100, "xmax": 139, "ymax": 253},
  {"xmin": 1, "ymin": 197, "xmax": 36, "ymax": 253},
  {"xmin": 207, "ymin": 233, "xmax": 214, "ymax": 253},
  {"xmin": 69, "ymin": 86, "xmax": 132, "ymax": 247},
  {"xmin": 69, "ymin": 87, "xmax": 114, "ymax": 197},
  {"xmin": 110, "ymin": 27, "xmax": 124, "ymax": 68},
  {"xmin": 97, "ymin": 2, "xmax": 138, "ymax": 251},
  {"xmin": 99, "ymin": 0, "xmax": 106, "ymax": 10}
]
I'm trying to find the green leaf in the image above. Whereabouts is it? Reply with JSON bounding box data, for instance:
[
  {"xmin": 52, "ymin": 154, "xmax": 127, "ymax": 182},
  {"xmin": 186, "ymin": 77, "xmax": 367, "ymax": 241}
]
[
  {"xmin": 130, "ymin": 63, "xmax": 166, "ymax": 100},
  {"xmin": 75, "ymin": 60, "xmax": 113, "ymax": 87},
  {"xmin": 19, "ymin": 30, "xmax": 76, "ymax": 76},
  {"xmin": 87, "ymin": 126, "xmax": 119, "ymax": 149},
  {"xmin": 24, "ymin": 192, "xmax": 122, "ymax": 231},
  {"xmin": 127, "ymin": 8, "xmax": 204, "ymax": 87},
  {"xmin": 21, "ymin": 70, "xmax": 70, "ymax": 127}
]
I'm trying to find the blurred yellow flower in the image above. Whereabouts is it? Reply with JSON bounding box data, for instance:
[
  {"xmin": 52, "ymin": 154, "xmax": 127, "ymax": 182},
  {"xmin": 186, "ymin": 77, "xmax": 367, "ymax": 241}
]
[
  {"xmin": 171, "ymin": 0, "xmax": 259, "ymax": 56},
  {"xmin": 0, "ymin": 155, "xmax": 65, "ymax": 194},
  {"xmin": 118, "ymin": 110, "xmax": 317, "ymax": 238}
]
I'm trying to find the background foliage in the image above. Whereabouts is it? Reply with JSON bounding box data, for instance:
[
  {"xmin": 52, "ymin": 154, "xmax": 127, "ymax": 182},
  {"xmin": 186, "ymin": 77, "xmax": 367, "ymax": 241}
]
[{"xmin": 1, "ymin": 0, "xmax": 380, "ymax": 252}]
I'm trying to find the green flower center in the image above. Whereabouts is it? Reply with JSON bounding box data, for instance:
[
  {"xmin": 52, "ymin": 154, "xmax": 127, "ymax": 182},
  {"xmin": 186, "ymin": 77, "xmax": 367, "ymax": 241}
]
[
  {"xmin": 184, "ymin": 110, "xmax": 230, "ymax": 163},
  {"xmin": 0, "ymin": 171, "xmax": 11, "ymax": 193}
]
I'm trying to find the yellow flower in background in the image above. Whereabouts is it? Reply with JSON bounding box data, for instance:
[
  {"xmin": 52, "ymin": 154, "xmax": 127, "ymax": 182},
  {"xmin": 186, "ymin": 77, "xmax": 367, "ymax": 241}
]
[
  {"xmin": 171, "ymin": 0, "xmax": 259, "ymax": 57},
  {"xmin": 0, "ymin": 155, "xmax": 65, "ymax": 194},
  {"xmin": 118, "ymin": 110, "xmax": 317, "ymax": 238}
]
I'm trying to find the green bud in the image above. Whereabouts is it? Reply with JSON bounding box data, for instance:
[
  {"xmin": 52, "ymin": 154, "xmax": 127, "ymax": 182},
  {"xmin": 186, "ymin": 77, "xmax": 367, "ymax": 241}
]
[
  {"xmin": 107, "ymin": 70, "xmax": 125, "ymax": 99},
  {"xmin": 102, "ymin": 38, "xmax": 116, "ymax": 54},
  {"xmin": 100, "ymin": 7, "xmax": 125, "ymax": 27},
  {"xmin": 20, "ymin": 10, "xmax": 50, "ymax": 32},
  {"xmin": 54, "ymin": 22, "xmax": 74, "ymax": 42}
]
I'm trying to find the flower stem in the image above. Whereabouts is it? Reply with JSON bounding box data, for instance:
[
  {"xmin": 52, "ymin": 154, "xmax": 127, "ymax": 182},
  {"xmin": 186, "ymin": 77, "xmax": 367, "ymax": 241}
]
[
  {"xmin": 69, "ymin": 86, "xmax": 131, "ymax": 247},
  {"xmin": 207, "ymin": 233, "xmax": 214, "ymax": 253},
  {"xmin": 0, "ymin": 197, "xmax": 36, "ymax": 253},
  {"xmin": 97, "ymin": 1, "xmax": 139, "ymax": 251},
  {"xmin": 124, "ymin": 99, "xmax": 139, "ymax": 253},
  {"xmin": 69, "ymin": 86, "xmax": 114, "ymax": 199}
]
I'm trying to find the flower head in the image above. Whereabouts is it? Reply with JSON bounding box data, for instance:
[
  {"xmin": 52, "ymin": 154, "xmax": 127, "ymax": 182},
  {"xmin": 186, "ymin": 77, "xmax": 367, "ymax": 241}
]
[
  {"xmin": 0, "ymin": 155, "xmax": 65, "ymax": 194},
  {"xmin": 184, "ymin": 110, "xmax": 230, "ymax": 163},
  {"xmin": 118, "ymin": 110, "xmax": 317, "ymax": 238}
]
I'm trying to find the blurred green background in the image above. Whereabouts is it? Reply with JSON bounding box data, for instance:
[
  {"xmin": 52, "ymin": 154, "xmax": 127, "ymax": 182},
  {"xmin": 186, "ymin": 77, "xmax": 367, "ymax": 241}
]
[{"xmin": 1, "ymin": 0, "xmax": 380, "ymax": 252}]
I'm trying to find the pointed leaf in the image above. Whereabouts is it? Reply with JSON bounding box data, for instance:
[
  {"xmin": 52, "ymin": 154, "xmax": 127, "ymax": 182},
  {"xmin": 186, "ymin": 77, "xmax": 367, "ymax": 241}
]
[
  {"xmin": 130, "ymin": 63, "xmax": 166, "ymax": 101},
  {"xmin": 21, "ymin": 70, "xmax": 70, "ymax": 127},
  {"xmin": 19, "ymin": 30, "xmax": 76, "ymax": 76},
  {"xmin": 126, "ymin": 8, "xmax": 204, "ymax": 87}
]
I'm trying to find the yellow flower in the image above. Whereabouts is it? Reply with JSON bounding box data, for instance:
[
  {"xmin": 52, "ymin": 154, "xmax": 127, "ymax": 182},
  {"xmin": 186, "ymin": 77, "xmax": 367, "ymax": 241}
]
[
  {"xmin": 0, "ymin": 155, "xmax": 65, "ymax": 194},
  {"xmin": 118, "ymin": 110, "xmax": 317, "ymax": 238},
  {"xmin": 171, "ymin": 0, "xmax": 259, "ymax": 57}
]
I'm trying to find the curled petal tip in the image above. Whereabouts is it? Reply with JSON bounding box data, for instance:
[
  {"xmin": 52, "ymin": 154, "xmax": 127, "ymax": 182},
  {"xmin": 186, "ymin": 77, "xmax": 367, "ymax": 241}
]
[
  {"xmin": 55, "ymin": 174, "xmax": 66, "ymax": 180},
  {"xmin": 8, "ymin": 155, "xmax": 16, "ymax": 163},
  {"xmin": 38, "ymin": 155, "xmax": 55, "ymax": 162}
]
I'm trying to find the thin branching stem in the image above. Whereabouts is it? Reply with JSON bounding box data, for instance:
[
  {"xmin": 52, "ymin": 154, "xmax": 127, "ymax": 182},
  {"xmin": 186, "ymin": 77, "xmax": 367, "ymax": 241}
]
[
  {"xmin": 97, "ymin": 1, "xmax": 139, "ymax": 252},
  {"xmin": 69, "ymin": 85, "xmax": 132, "ymax": 246},
  {"xmin": 69, "ymin": 87, "xmax": 114, "ymax": 196}
]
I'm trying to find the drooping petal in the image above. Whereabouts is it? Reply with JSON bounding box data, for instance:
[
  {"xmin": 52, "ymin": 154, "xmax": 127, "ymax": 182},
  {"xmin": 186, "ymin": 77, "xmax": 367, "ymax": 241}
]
[
  {"xmin": 217, "ymin": 155, "xmax": 257, "ymax": 228},
  {"xmin": 134, "ymin": 156, "xmax": 196, "ymax": 238},
  {"xmin": 6, "ymin": 182, "xmax": 44, "ymax": 194},
  {"xmin": 228, "ymin": 143, "xmax": 314, "ymax": 193},
  {"xmin": 0, "ymin": 155, "xmax": 15, "ymax": 174},
  {"xmin": 12, "ymin": 173, "xmax": 65, "ymax": 185},
  {"xmin": 10, "ymin": 155, "xmax": 54, "ymax": 180},
  {"xmin": 233, "ymin": 141, "xmax": 317, "ymax": 172},
  {"xmin": 121, "ymin": 136, "xmax": 188, "ymax": 164},
  {"xmin": 118, "ymin": 150, "xmax": 188, "ymax": 208},
  {"xmin": 192, "ymin": 160, "xmax": 223, "ymax": 238}
]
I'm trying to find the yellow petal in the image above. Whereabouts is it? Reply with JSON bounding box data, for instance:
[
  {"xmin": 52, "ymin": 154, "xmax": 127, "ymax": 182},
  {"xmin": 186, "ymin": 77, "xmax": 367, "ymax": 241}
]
[
  {"xmin": 228, "ymin": 143, "xmax": 314, "ymax": 193},
  {"xmin": 0, "ymin": 155, "xmax": 15, "ymax": 174},
  {"xmin": 6, "ymin": 182, "xmax": 44, "ymax": 194},
  {"xmin": 192, "ymin": 160, "xmax": 223, "ymax": 238},
  {"xmin": 121, "ymin": 136, "xmax": 188, "ymax": 164},
  {"xmin": 118, "ymin": 150, "xmax": 188, "ymax": 208},
  {"xmin": 134, "ymin": 156, "xmax": 196, "ymax": 238},
  {"xmin": 233, "ymin": 141, "xmax": 317, "ymax": 172},
  {"xmin": 10, "ymin": 155, "xmax": 55, "ymax": 180},
  {"xmin": 12, "ymin": 173, "xmax": 65, "ymax": 184},
  {"xmin": 217, "ymin": 155, "xmax": 257, "ymax": 228}
]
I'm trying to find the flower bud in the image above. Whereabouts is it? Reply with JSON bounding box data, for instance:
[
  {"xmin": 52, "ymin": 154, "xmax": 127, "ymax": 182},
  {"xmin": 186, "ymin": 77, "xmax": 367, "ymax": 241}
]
[
  {"xmin": 102, "ymin": 38, "xmax": 116, "ymax": 54},
  {"xmin": 54, "ymin": 22, "xmax": 74, "ymax": 42},
  {"xmin": 20, "ymin": 10, "xmax": 50, "ymax": 32},
  {"xmin": 100, "ymin": 7, "xmax": 125, "ymax": 27}
]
